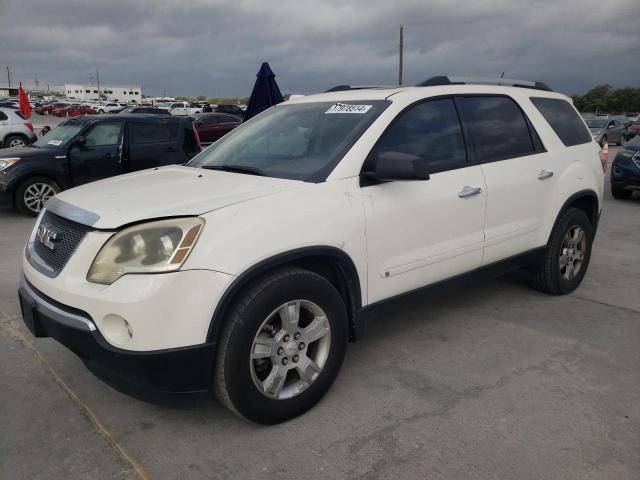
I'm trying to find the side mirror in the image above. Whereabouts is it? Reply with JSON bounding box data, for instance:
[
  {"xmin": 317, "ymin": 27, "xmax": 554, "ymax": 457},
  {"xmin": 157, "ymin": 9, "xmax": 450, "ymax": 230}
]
[
  {"xmin": 362, "ymin": 151, "xmax": 430, "ymax": 182},
  {"xmin": 70, "ymin": 136, "xmax": 86, "ymax": 149}
]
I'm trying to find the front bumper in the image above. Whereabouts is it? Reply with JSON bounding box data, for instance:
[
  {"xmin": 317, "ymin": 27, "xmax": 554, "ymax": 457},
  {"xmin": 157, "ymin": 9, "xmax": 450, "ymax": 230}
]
[
  {"xmin": 18, "ymin": 275, "xmax": 215, "ymax": 406},
  {"xmin": 611, "ymin": 155, "xmax": 640, "ymax": 190}
]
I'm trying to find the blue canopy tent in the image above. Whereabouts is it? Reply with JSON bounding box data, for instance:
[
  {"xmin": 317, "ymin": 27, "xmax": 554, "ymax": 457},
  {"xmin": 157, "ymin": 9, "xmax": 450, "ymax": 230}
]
[{"xmin": 243, "ymin": 62, "xmax": 284, "ymax": 122}]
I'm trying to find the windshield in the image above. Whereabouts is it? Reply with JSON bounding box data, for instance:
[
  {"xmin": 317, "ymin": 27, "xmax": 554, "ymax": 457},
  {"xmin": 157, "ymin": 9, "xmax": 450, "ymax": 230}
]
[
  {"xmin": 33, "ymin": 120, "xmax": 84, "ymax": 147},
  {"xmin": 188, "ymin": 101, "xmax": 389, "ymax": 181},
  {"xmin": 586, "ymin": 119, "xmax": 608, "ymax": 128}
]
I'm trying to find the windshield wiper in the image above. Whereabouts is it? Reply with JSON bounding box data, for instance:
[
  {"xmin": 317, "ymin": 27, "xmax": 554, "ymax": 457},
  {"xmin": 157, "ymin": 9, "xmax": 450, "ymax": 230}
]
[{"xmin": 201, "ymin": 164, "xmax": 265, "ymax": 176}]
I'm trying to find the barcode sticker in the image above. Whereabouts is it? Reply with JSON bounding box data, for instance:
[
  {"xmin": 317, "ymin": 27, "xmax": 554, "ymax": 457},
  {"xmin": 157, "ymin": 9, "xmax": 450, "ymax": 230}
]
[{"xmin": 325, "ymin": 103, "xmax": 372, "ymax": 114}]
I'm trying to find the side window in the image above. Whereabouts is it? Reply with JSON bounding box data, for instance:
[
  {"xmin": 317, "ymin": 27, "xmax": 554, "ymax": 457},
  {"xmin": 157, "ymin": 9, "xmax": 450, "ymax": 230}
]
[
  {"xmin": 130, "ymin": 123, "xmax": 171, "ymax": 144},
  {"xmin": 458, "ymin": 96, "xmax": 537, "ymax": 162},
  {"xmin": 220, "ymin": 115, "xmax": 239, "ymax": 124},
  {"xmin": 201, "ymin": 115, "xmax": 218, "ymax": 125},
  {"xmin": 375, "ymin": 98, "xmax": 467, "ymax": 174},
  {"xmin": 84, "ymin": 123, "xmax": 122, "ymax": 147},
  {"xmin": 0, "ymin": 111, "xmax": 9, "ymax": 121},
  {"xmin": 530, "ymin": 97, "xmax": 591, "ymax": 146}
]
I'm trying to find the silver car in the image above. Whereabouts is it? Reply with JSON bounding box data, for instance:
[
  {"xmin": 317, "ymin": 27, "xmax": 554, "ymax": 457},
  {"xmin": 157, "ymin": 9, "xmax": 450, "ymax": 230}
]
[
  {"xmin": 586, "ymin": 117, "xmax": 626, "ymax": 146},
  {"xmin": 0, "ymin": 107, "xmax": 37, "ymax": 148}
]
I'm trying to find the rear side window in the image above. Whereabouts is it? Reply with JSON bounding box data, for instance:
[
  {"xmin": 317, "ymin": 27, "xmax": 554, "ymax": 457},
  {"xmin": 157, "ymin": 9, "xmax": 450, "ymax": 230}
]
[
  {"xmin": 458, "ymin": 96, "xmax": 540, "ymax": 163},
  {"xmin": 375, "ymin": 98, "xmax": 467, "ymax": 174},
  {"xmin": 530, "ymin": 97, "xmax": 591, "ymax": 147},
  {"xmin": 0, "ymin": 111, "xmax": 7, "ymax": 121},
  {"xmin": 130, "ymin": 122, "xmax": 172, "ymax": 144}
]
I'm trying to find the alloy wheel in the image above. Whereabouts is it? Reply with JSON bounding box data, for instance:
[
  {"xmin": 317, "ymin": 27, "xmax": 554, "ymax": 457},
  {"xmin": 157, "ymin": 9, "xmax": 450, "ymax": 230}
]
[
  {"xmin": 23, "ymin": 183, "xmax": 56, "ymax": 213},
  {"xmin": 559, "ymin": 225, "xmax": 586, "ymax": 281},
  {"xmin": 250, "ymin": 300, "xmax": 331, "ymax": 400},
  {"xmin": 8, "ymin": 137, "xmax": 25, "ymax": 147}
]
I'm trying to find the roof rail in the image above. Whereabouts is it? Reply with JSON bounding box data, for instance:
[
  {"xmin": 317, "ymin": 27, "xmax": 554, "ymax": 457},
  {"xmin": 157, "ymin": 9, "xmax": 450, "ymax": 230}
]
[
  {"xmin": 324, "ymin": 84, "xmax": 399, "ymax": 93},
  {"xmin": 416, "ymin": 76, "xmax": 553, "ymax": 92}
]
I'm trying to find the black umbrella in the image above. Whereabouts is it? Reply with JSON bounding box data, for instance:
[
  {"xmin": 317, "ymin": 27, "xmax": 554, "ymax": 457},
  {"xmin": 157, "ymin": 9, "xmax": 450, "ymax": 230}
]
[{"xmin": 243, "ymin": 62, "xmax": 284, "ymax": 122}]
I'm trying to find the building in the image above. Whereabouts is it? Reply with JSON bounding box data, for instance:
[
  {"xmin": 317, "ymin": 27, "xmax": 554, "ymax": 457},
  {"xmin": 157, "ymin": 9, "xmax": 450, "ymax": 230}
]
[{"xmin": 64, "ymin": 84, "xmax": 142, "ymax": 103}]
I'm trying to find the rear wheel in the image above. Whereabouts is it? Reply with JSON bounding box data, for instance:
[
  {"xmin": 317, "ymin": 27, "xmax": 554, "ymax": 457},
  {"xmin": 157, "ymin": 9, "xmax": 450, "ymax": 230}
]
[
  {"xmin": 15, "ymin": 177, "xmax": 61, "ymax": 216},
  {"xmin": 530, "ymin": 208, "xmax": 593, "ymax": 295},
  {"xmin": 214, "ymin": 267, "xmax": 348, "ymax": 424}
]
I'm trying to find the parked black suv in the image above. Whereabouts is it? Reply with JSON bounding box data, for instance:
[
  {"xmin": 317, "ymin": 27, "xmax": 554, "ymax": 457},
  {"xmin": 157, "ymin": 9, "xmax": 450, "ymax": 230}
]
[
  {"xmin": 215, "ymin": 104, "xmax": 245, "ymax": 116},
  {"xmin": 0, "ymin": 114, "xmax": 201, "ymax": 215},
  {"xmin": 611, "ymin": 135, "xmax": 640, "ymax": 199}
]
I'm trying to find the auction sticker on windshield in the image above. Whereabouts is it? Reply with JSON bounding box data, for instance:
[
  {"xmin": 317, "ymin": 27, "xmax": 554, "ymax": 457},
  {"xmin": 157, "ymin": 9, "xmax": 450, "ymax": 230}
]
[
  {"xmin": 326, "ymin": 103, "xmax": 372, "ymax": 114},
  {"xmin": 47, "ymin": 140, "xmax": 63, "ymax": 146}
]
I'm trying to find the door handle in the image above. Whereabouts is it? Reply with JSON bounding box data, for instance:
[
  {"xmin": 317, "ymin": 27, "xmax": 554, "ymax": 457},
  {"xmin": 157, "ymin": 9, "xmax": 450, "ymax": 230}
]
[
  {"xmin": 537, "ymin": 169, "xmax": 554, "ymax": 180},
  {"xmin": 458, "ymin": 186, "xmax": 482, "ymax": 198}
]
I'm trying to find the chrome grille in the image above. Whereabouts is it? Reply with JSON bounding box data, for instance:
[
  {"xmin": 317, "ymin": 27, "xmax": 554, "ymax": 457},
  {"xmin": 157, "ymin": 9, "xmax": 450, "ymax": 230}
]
[{"xmin": 31, "ymin": 210, "xmax": 93, "ymax": 276}]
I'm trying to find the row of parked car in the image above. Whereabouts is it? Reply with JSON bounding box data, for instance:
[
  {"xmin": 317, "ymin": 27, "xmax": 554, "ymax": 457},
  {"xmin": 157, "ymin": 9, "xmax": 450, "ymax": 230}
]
[{"xmin": 582, "ymin": 112, "xmax": 640, "ymax": 146}]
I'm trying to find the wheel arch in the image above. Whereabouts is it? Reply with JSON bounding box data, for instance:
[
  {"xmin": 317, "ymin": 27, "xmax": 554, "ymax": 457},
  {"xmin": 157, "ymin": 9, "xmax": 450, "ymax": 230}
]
[
  {"xmin": 206, "ymin": 246, "xmax": 364, "ymax": 346},
  {"xmin": 549, "ymin": 189, "xmax": 600, "ymax": 243},
  {"xmin": 13, "ymin": 173, "xmax": 68, "ymax": 206},
  {"xmin": 3, "ymin": 132, "xmax": 30, "ymax": 147}
]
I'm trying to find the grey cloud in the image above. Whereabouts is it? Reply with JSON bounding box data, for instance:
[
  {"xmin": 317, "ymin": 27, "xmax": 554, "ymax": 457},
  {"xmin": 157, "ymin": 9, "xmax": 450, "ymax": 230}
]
[{"xmin": 0, "ymin": 0, "xmax": 638, "ymax": 97}]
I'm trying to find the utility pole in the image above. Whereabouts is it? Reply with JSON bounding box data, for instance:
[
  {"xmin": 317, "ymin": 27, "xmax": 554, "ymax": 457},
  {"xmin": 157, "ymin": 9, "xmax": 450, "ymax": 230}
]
[
  {"xmin": 89, "ymin": 73, "xmax": 94, "ymax": 85},
  {"xmin": 6, "ymin": 66, "xmax": 11, "ymax": 87},
  {"xmin": 398, "ymin": 25, "xmax": 404, "ymax": 86},
  {"xmin": 96, "ymin": 68, "xmax": 100, "ymax": 100}
]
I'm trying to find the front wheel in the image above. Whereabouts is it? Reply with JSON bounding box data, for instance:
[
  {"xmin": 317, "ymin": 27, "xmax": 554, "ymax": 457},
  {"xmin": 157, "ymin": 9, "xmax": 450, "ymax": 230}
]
[
  {"xmin": 530, "ymin": 208, "xmax": 593, "ymax": 295},
  {"xmin": 15, "ymin": 176, "xmax": 61, "ymax": 216},
  {"xmin": 4, "ymin": 135, "xmax": 27, "ymax": 148},
  {"xmin": 214, "ymin": 267, "xmax": 348, "ymax": 424}
]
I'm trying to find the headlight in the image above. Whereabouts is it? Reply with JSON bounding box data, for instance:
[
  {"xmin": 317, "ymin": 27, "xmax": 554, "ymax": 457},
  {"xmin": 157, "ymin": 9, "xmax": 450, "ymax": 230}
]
[
  {"xmin": 0, "ymin": 158, "xmax": 21, "ymax": 171},
  {"xmin": 87, "ymin": 217, "xmax": 204, "ymax": 285}
]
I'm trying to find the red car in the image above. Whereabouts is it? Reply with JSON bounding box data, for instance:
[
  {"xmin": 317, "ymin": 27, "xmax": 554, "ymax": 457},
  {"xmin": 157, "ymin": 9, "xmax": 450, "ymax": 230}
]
[
  {"xmin": 52, "ymin": 105, "xmax": 97, "ymax": 117},
  {"xmin": 193, "ymin": 113, "xmax": 241, "ymax": 145},
  {"xmin": 34, "ymin": 102, "xmax": 69, "ymax": 115},
  {"xmin": 626, "ymin": 121, "xmax": 640, "ymax": 140}
]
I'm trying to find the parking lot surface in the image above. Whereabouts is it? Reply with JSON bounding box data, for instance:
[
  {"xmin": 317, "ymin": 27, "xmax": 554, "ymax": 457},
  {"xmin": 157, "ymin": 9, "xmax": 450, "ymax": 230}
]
[{"xmin": 1, "ymin": 146, "xmax": 639, "ymax": 479}]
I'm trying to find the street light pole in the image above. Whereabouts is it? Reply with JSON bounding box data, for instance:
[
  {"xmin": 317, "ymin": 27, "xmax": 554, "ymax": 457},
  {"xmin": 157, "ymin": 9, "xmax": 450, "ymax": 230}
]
[{"xmin": 398, "ymin": 25, "xmax": 404, "ymax": 86}]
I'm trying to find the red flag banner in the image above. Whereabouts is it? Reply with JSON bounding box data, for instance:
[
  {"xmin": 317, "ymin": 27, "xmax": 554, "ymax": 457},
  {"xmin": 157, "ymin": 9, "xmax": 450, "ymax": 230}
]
[{"xmin": 18, "ymin": 85, "xmax": 32, "ymax": 118}]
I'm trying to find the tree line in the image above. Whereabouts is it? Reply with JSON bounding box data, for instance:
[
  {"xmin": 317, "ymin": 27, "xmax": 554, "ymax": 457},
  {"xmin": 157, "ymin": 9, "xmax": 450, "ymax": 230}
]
[{"xmin": 572, "ymin": 85, "xmax": 640, "ymax": 114}]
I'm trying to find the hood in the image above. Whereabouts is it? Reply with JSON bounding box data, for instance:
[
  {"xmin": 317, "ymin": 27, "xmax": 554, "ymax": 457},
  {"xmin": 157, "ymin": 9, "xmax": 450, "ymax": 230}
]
[
  {"xmin": 0, "ymin": 144, "xmax": 62, "ymax": 159},
  {"xmin": 50, "ymin": 165, "xmax": 303, "ymax": 229}
]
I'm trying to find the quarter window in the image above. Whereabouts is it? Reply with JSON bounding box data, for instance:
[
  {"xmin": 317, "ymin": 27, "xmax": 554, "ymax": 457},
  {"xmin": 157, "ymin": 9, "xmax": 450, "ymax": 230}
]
[
  {"xmin": 458, "ymin": 96, "xmax": 538, "ymax": 162},
  {"xmin": 530, "ymin": 97, "xmax": 591, "ymax": 147},
  {"xmin": 374, "ymin": 98, "xmax": 467, "ymax": 174}
]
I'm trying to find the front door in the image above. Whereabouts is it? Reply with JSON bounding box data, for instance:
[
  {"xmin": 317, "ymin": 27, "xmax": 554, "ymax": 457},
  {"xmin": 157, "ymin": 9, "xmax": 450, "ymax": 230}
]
[
  {"xmin": 68, "ymin": 121, "xmax": 124, "ymax": 185},
  {"xmin": 362, "ymin": 98, "xmax": 487, "ymax": 304}
]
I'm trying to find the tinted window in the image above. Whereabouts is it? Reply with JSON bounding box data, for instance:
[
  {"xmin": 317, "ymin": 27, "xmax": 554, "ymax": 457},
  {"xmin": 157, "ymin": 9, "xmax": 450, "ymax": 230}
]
[
  {"xmin": 0, "ymin": 111, "xmax": 7, "ymax": 121},
  {"xmin": 219, "ymin": 114, "xmax": 240, "ymax": 124},
  {"xmin": 375, "ymin": 98, "xmax": 466, "ymax": 174},
  {"xmin": 85, "ymin": 123, "xmax": 122, "ymax": 146},
  {"xmin": 459, "ymin": 96, "xmax": 536, "ymax": 162},
  {"xmin": 530, "ymin": 97, "xmax": 591, "ymax": 147},
  {"xmin": 130, "ymin": 122, "xmax": 172, "ymax": 144},
  {"xmin": 199, "ymin": 115, "xmax": 218, "ymax": 125}
]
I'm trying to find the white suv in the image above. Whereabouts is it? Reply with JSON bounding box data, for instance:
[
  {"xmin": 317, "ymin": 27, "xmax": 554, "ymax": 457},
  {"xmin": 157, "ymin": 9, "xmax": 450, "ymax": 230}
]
[{"xmin": 19, "ymin": 77, "xmax": 604, "ymax": 424}]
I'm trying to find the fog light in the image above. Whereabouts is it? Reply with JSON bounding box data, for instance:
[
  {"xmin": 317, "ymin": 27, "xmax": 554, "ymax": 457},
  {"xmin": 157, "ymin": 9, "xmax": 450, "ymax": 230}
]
[{"xmin": 102, "ymin": 314, "xmax": 133, "ymax": 344}]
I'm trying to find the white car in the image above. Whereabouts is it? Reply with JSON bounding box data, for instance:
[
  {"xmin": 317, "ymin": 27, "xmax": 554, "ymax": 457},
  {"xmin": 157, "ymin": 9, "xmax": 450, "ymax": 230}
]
[
  {"xmin": 169, "ymin": 102, "xmax": 201, "ymax": 115},
  {"xmin": 94, "ymin": 102, "xmax": 124, "ymax": 114},
  {"xmin": 19, "ymin": 77, "xmax": 604, "ymax": 424}
]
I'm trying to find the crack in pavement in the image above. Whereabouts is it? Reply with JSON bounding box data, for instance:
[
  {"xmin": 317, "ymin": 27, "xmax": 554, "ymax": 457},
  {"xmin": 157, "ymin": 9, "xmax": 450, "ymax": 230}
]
[
  {"xmin": 569, "ymin": 294, "xmax": 640, "ymax": 315},
  {"xmin": 0, "ymin": 310, "xmax": 149, "ymax": 480}
]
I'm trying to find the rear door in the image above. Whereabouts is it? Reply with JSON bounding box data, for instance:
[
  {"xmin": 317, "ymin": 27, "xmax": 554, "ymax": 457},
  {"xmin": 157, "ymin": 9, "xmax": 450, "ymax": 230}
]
[
  {"xmin": 126, "ymin": 120, "xmax": 181, "ymax": 171},
  {"xmin": 363, "ymin": 97, "xmax": 487, "ymax": 304},
  {"xmin": 456, "ymin": 95, "xmax": 551, "ymax": 265},
  {"xmin": 68, "ymin": 120, "xmax": 124, "ymax": 185}
]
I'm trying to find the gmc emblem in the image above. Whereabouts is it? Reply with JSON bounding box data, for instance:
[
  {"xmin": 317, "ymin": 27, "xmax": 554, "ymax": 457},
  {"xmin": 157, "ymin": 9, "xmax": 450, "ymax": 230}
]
[{"xmin": 36, "ymin": 224, "xmax": 60, "ymax": 250}]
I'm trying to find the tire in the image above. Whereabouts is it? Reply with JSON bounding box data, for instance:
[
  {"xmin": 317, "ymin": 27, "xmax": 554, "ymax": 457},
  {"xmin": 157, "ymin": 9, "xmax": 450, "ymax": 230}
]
[
  {"xmin": 4, "ymin": 134, "xmax": 27, "ymax": 148},
  {"xmin": 530, "ymin": 208, "xmax": 593, "ymax": 295},
  {"xmin": 214, "ymin": 266, "xmax": 348, "ymax": 424},
  {"xmin": 611, "ymin": 186, "xmax": 633, "ymax": 199},
  {"xmin": 599, "ymin": 136, "xmax": 607, "ymax": 148},
  {"xmin": 98, "ymin": 109, "xmax": 104, "ymax": 114},
  {"xmin": 15, "ymin": 176, "xmax": 62, "ymax": 216}
]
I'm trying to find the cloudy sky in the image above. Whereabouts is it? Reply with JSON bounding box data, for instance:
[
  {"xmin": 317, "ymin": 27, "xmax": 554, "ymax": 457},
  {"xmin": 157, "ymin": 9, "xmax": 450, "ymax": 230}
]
[{"xmin": 1, "ymin": 0, "xmax": 638, "ymax": 98}]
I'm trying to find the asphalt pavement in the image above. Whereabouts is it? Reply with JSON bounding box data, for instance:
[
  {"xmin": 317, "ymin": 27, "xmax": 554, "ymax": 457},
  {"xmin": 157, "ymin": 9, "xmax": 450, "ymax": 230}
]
[{"xmin": 0, "ymin": 146, "xmax": 638, "ymax": 479}]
